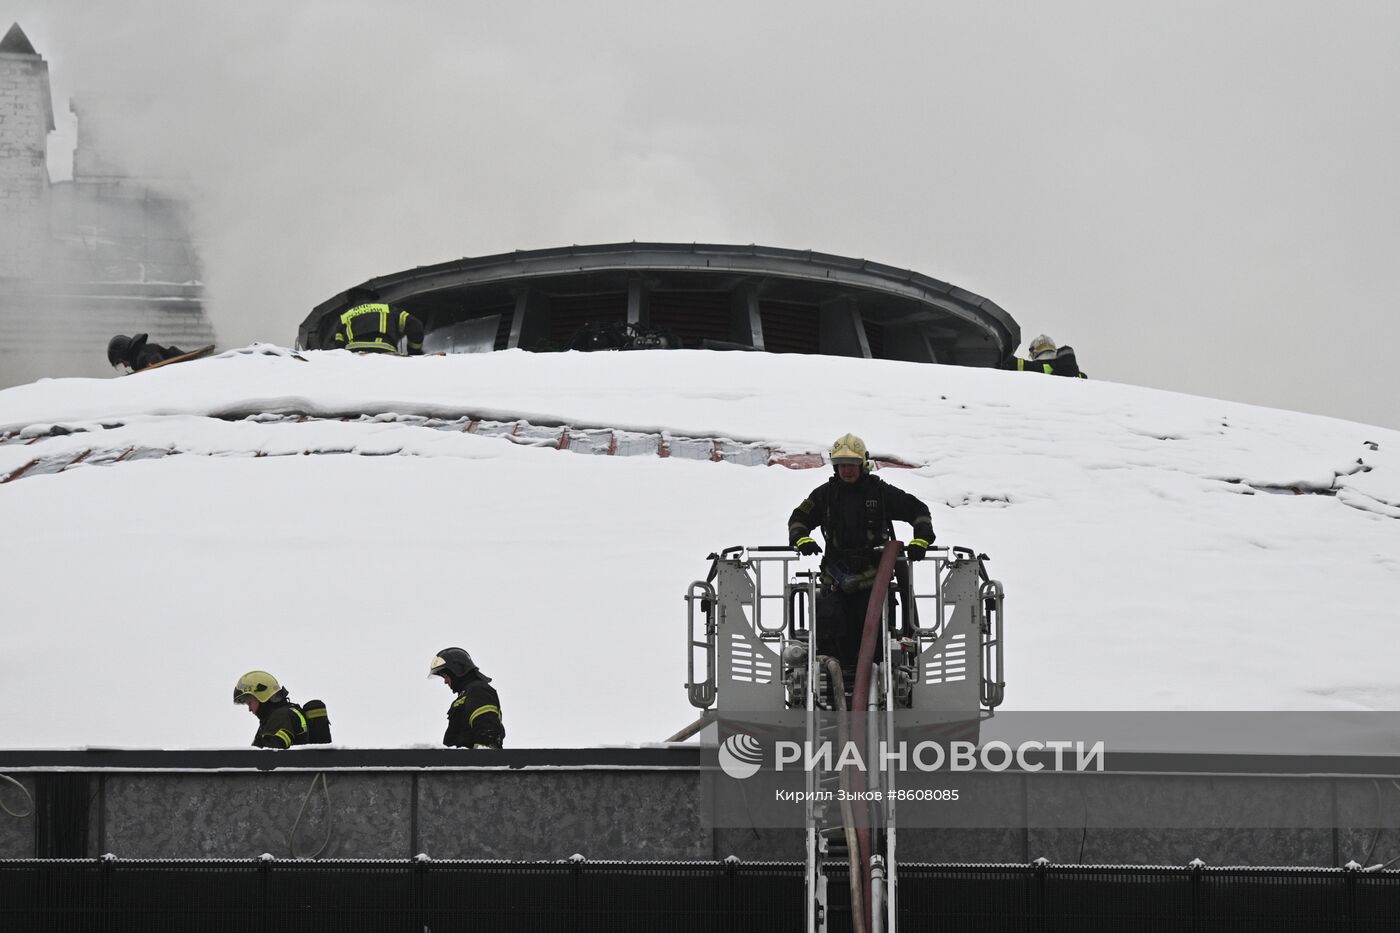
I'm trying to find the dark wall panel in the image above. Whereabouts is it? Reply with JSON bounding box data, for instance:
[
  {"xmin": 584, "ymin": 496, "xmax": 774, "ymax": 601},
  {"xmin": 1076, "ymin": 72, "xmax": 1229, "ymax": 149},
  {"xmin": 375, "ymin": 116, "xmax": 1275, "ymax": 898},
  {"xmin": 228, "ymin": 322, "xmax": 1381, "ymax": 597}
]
[
  {"xmin": 758, "ymin": 301, "xmax": 820, "ymax": 355},
  {"xmin": 548, "ymin": 293, "xmax": 627, "ymax": 348},
  {"xmin": 648, "ymin": 291, "xmax": 733, "ymax": 348}
]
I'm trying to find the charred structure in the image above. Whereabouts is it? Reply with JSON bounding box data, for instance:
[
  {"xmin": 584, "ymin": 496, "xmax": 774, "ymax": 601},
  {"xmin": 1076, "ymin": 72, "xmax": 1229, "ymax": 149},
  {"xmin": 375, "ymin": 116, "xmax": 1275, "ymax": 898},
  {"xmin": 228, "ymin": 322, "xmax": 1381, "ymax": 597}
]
[{"xmin": 301, "ymin": 242, "xmax": 1018, "ymax": 365}]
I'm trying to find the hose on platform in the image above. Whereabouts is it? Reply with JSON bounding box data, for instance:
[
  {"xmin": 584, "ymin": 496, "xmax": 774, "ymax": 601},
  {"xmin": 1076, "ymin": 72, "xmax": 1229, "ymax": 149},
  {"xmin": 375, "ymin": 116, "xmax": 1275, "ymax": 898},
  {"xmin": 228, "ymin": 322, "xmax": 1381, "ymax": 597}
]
[{"xmin": 851, "ymin": 541, "xmax": 902, "ymax": 933}]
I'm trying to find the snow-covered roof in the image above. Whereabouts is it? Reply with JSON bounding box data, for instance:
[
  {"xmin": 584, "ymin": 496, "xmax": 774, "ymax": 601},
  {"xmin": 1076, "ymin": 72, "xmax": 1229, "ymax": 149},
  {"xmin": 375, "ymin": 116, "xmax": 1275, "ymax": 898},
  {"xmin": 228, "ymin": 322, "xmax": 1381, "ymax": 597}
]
[{"xmin": 1, "ymin": 346, "xmax": 1397, "ymax": 749}]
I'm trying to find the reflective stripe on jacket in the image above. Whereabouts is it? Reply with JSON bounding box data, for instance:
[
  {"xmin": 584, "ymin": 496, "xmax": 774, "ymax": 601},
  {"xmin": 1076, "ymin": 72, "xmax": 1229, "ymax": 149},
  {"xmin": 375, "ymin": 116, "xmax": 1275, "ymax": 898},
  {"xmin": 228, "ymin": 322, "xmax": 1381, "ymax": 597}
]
[
  {"xmin": 253, "ymin": 701, "xmax": 309, "ymax": 749},
  {"xmin": 788, "ymin": 473, "xmax": 935, "ymax": 586},
  {"xmin": 443, "ymin": 677, "xmax": 505, "ymax": 748},
  {"xmin": 334, "ymin": 303, "xmax": 425, "ymax": 354}
]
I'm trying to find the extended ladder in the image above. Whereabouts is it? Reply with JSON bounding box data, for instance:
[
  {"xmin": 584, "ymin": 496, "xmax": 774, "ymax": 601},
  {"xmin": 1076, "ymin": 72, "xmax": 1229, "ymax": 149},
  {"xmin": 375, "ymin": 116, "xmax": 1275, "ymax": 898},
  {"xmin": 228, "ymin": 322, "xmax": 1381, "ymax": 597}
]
[{"xmin": 684, "ymin": 544, "xmax": 1005, "ymax": 933}]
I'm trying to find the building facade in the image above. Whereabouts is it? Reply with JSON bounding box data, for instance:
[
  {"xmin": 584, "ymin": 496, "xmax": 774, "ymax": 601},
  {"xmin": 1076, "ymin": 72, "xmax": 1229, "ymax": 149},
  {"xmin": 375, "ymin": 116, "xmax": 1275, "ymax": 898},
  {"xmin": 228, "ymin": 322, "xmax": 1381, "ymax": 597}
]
[
  {"xmin": 0, "ymin": 23, "xmax": 214, "ymax": 390},
  {"xmin": 0, "ymin": 23, "xmax": 53, "ymax": 281}
]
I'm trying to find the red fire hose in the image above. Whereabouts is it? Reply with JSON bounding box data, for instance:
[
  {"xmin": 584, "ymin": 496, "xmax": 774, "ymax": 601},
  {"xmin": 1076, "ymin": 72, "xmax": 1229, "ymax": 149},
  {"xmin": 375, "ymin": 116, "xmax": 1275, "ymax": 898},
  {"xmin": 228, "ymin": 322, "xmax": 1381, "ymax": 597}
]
[{"xmin": 851, "ymin": 540, "xmax": 901, "ymax": 933}]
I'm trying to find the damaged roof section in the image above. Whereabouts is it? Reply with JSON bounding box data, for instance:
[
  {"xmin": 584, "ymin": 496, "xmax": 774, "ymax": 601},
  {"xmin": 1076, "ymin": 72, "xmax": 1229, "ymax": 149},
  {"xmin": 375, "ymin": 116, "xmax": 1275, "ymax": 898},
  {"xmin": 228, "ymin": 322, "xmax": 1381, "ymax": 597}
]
[
  {"xmin": 4, "ymin": 411, "xmax": 1394, "ymax": 522},
  {"xmin": 0, "ymin": 413, "xmax": 917, "ymax": 485}
]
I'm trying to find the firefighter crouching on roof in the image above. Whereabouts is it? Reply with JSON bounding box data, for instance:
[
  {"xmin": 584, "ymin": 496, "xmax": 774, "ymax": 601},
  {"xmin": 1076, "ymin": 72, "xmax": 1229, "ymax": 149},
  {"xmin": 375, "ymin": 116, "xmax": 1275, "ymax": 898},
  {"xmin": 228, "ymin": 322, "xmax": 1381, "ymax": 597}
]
[
  {"xmin": 107, "ymin": 333, "xmax": 186, "ymax": 373},
  {"xmin": 233, "ymin": 671, "xmax": 311, "ymax": 749},
  {"xmin": 430, "ymin": 648, "xmax": 505, "ymax": 748},
  {"xmin": 789, "ymin": 433, "xmax": 936, "ymax": 674},
  {"xmin": 332, "ymin": 286, "xmax": 425, "ymax": 355},
  {"xmin": 1003, "ymin": 333, "xmax": 1087, "ymax": 378}
]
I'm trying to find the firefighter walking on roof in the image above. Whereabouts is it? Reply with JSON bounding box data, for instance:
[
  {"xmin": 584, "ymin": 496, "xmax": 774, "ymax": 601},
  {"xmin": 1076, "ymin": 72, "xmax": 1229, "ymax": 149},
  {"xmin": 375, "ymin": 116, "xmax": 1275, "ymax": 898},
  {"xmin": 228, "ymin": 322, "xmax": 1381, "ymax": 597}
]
[
  {"xmin": 430, "ymin": 648, "xmax": 505, "ymax": 749},
  {"xmin": 233, "ymin": 671, "xmax": 310, "ymax": 749}
]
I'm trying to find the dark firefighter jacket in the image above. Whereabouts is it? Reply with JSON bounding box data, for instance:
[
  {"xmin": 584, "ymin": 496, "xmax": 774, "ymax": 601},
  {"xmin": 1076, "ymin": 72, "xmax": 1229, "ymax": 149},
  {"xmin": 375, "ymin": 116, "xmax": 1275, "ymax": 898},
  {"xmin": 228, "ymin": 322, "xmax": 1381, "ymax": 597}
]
[
  {"xmin": 252, "ymin": 698, "xmax": 309, "ymax": 749},
  {"xmin": 120, "ymin": 335, "xmax": 186, "ymax": 372},
  {"xmin": 333, "ymin": 302, "xmax": 425, "ymax": 355},
  {"xmin": 1004, "ymin": 346, "xmax": 1086, "ymax": 378},
  {"xmin": 789, "ymin": 473, "xmax": 935, "ymax": 591},
  {"xmin": 444, "ymin": 673, "xmax": 505, "ymax": 748}
]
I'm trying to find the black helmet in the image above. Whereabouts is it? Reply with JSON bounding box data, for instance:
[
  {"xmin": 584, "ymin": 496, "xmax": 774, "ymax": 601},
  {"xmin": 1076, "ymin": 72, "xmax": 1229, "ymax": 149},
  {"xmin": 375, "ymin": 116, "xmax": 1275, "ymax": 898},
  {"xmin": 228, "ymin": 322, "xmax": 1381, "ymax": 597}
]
[
  {"xmin": 106, "ymin": 333, "xmax": 147, "ymax": 368},
  {"xmin": 429, "ymin": 647, "xmax": 485, "ymax": 682},
  {"xmin": 107, "ymin": 335, "xmax": 130, "ymax": 366},
  {"xmin": 345, "ymin": 286, "xmax": 379, "ymax": 306}
]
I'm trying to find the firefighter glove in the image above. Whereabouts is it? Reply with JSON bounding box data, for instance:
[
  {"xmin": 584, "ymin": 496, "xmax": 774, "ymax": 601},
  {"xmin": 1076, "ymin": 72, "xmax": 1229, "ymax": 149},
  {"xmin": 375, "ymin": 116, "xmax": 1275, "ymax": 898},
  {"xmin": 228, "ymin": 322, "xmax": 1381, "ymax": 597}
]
[
  {"xmin": 795, "ymin": 536, "xmax": 822, "ymax": 557},
  {"xmin": 907, "ymin": 538, "xmax": 931, "ymax": 561}
]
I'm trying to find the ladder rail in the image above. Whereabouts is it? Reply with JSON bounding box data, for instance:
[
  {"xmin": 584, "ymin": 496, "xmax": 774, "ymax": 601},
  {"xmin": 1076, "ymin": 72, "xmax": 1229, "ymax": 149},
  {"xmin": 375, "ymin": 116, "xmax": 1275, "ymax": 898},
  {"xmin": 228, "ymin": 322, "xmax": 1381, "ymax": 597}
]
[
  {"xmin": 685, "ymin": 580, "xmax": 717, "ymax": 709},
  {"xmin": 881, "ymin": 581, "xmax": 900, "ymax": 933},
  {"xmin": 908, "ymin": 552, "xmax": 949, "ymax": 639},
  {"xmin": 749, "ymin": 546, "xmax": 799, "ymax": 637},
  {"xmin": 805, "ymin": 565, "xmax": 823, "ymax": 933},
  {"xmin": 980, "ymin": 577, "xmax": 1006, "ymax": 709}
]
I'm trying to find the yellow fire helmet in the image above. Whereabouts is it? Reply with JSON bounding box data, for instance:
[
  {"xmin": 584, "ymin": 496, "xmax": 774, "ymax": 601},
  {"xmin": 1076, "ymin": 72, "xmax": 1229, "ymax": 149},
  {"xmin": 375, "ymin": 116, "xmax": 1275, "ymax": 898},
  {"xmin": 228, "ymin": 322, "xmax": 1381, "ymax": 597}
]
[
  {"xmin": 829, "ymin": 433, "xmax": 871, "ymax": 472},
  {"xmin": 233, "ymin": 670, "xmax": 281, "ymax": 704}
]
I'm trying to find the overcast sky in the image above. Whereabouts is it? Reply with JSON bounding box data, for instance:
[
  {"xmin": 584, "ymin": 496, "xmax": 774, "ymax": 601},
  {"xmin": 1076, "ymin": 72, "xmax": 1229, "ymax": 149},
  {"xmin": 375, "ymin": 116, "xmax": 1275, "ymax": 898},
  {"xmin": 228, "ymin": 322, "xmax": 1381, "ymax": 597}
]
[{"xmin": 11, "ymin": 1, "xmax": 1399, "ymax": 428}]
